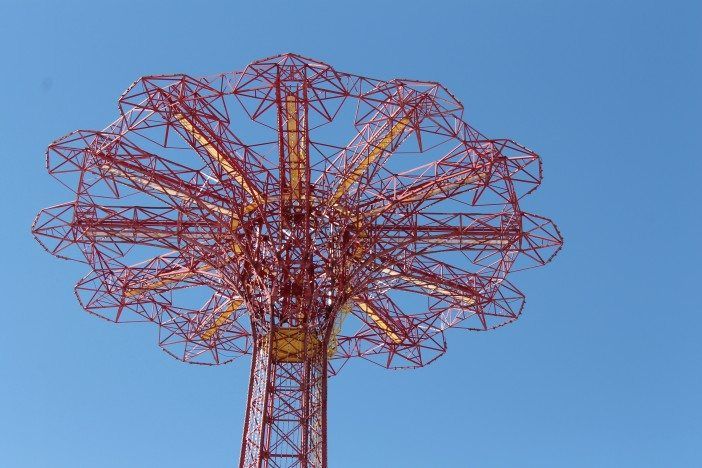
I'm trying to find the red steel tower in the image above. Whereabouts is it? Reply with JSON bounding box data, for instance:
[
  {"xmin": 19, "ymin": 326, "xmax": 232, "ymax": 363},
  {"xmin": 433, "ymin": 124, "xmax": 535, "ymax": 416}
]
[{"xmin": 33, "ymin": 53, "xmax": 562, "ymax": 467}]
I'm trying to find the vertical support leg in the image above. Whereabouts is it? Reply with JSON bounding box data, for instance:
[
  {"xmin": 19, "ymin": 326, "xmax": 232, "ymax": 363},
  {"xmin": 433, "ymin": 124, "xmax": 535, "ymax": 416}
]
[{"xmin": 240, "ymin": 339, "xmax": 328, "ymax": 468}]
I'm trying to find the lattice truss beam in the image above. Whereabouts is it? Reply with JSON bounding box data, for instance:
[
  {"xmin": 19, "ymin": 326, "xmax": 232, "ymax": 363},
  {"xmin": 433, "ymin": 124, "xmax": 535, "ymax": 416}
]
[{"xmin": 33, "ymin": 53, "xmax": 562, "ymax": 468}]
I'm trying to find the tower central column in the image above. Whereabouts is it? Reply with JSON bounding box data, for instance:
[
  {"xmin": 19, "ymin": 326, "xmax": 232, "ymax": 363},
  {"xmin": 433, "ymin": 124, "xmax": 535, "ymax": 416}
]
[{"xmin": 240, "ymin": 328, "xmax": 328, "ymax": 468}]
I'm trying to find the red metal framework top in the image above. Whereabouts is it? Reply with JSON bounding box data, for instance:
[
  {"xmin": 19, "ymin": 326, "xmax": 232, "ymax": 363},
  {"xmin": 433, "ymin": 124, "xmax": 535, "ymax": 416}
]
[
  {"xmin": 33, "ymin": 52, "xmax": 561, "ymax": 371},
  {"xmin": 33, "ymin": 53, "xmax": 562, "ymax": 467}
]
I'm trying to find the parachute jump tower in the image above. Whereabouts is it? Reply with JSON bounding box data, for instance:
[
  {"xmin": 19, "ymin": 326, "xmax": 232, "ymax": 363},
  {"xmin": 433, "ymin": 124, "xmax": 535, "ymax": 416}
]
[{"xmin": 33, "ymin": 54, "xmax": 562, "ymax": 467}]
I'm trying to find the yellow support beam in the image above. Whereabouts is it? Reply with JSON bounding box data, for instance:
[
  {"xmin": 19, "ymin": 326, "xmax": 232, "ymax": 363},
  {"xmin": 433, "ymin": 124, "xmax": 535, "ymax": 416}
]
[
  {"xmin": 285, "ymin": 95, "xmax": 306, "ymax": 200},
  {"xmin": 356, "ymin": 301, "xmax": 402, "ymax": 344},
  {"xmin": 174, "ymin": 113, "xmax": 271, "ymax": 254},
  {"xmin": 395, "ymin": 173, "xmax": 486, "ymax": 204},
  {"xmin": 103, "ymin": 163, "xmax": 248, "ymax": 279},
  {"xmin": 175, "ymin": 113, "xmax": 264, "ymax": 204},
  {"xmin": 101, "ymin": 165, "xmax": 233, "ymax": 216},
  {"xmin": 200, "ymin": 298, "xmax": 244, "ymax": 341},
  {"xmin": 364, "ymin": 172, "xmax": 486, "ymax": 217},
  {"xmin": 124, "ymin": 264, "xmax": 216, "ymax": 297},
  {"xmin": 380, "ymin": 267, "xmax": 476, "ymax": 306},
  {"xmin": 329, "ymin": 116, "xmax": 411, "ymax": 204},
  {"xmin": 423, "ymin": 238, "xmax": 508, "ymax": 247},
  {"xmin": 108, "ymin": 113, "xmax": 278, "ymax": 299},
  {"xmin": 234, "ymin": 202, "xmax": 260, "ymax": 224},
  {"xmin": 327, "ymin": 300, "xmax": 353, "ymax": 357}
]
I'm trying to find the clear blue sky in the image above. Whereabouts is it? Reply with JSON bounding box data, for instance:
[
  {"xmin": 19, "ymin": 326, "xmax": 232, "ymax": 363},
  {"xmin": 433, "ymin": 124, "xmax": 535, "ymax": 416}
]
[{"xmin": 1, "ymin": 1, "xmax": 700, "ymax": 467}]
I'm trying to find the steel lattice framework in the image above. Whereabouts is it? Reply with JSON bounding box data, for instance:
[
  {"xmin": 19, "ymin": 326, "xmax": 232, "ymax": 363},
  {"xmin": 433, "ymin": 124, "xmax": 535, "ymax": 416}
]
[{"xmin": 32, "ymin": 53, "xmax": 562, "ymax": 467}]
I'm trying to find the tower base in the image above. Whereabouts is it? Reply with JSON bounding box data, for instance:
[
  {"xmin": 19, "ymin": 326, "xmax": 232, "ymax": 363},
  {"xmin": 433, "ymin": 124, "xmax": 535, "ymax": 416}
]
[{"xmin": 240, "ymin": 329, "xmax": 328, "ymax": 468}]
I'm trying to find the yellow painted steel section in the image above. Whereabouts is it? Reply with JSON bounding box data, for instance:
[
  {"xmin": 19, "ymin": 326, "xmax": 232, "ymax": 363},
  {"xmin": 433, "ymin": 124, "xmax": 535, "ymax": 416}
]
[
  {"xmin": 429, "ymin": 238, "xmax": 508, "ymax": 246},
  {"xmin": 327, "ymin": 300, "xmax": 353, "ymax": 356},
  {"xmin": 201, "ymin": 298, "xmax": 244, "ymax": 340},
  {"xmin": 266, "ymin": 328, "xmax": 322, "ymax": 363},
  {"xmin": 356, "ymin": 301, "xmax": 402, "ymax": 343},
  {"xmin": 230, "ymin": 201, "xmax": 261, "ymax": 254},
  {"xmin": 379, "ymin": 172, "xmax": 486, "ymax": 210},
  {"xmin": 174, "ymin": 113, "xmax": 273, "ymax": 255},
  {"xmin": 108, "ymin": 175, "xmax": 259, "ymax": 294},
  {"xmin": 333, "ymin": 172, "xmax": 487, "ymax": 222},
  {"xmin": 175, "ymin": 113, "xmax": 263, "ymax": 203},
  {"xmin": 405, "ymin": 173, "xmax": 485, "ymax": 202},
  {"xmin": 330, "ymin": 117, "xmax": 411, "ymax": 204},
  {"xmin": 108, "ymin": 112, "xmax": 280, "ymax": 297},
  {"xmin": 124, "ymin": 264, "xmax": 216, "ymax": 297},
  {"xmin": 101, "ymin": 165, "xmax": 233, "ymax": 216},
  {"xmin": 285, "ymin": 95, "xmax": 306, "ymax": 199},
  {"xmin": 381, "ymin": 267, "xmax": 476, "ymax": 306}
]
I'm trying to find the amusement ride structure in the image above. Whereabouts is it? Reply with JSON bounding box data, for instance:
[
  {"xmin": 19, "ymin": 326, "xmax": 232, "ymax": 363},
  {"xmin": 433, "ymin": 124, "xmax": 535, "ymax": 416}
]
[{"xmin": 33, "ymin": 53, "xmax": 562, "ymax": 467}]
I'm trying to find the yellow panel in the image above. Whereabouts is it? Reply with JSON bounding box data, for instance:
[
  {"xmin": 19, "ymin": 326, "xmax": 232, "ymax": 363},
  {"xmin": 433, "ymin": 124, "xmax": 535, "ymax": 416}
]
[
  {"xmin": 356, "ymin": 301, "xmax": 402, "ymax": 343},
  {"xmin": 330, "ymin": 117, "xmax": 410, "ymax": 204},
  {"xmin": 266, "ymin": 328, "xmax": 322, "ymax": 363},
  {"xmin": 200, "ymin": 298, "xmax": 244, "ymax": 340}
]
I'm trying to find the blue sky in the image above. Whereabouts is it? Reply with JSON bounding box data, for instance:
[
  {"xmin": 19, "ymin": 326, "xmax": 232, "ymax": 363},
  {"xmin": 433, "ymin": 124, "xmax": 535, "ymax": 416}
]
[{"xmin": 1, "ymin": 0, "xmax": 700, "ymax": 467}]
